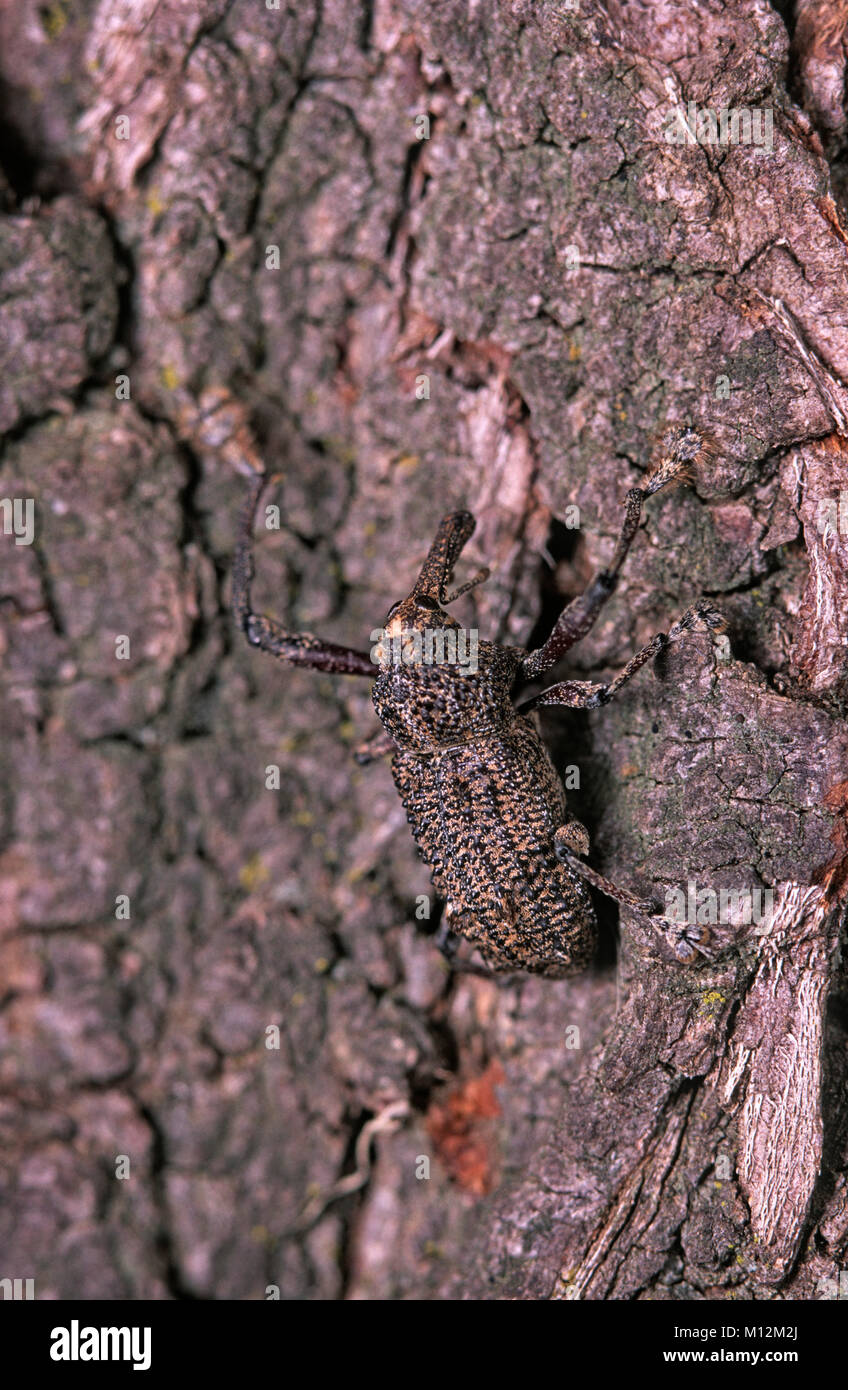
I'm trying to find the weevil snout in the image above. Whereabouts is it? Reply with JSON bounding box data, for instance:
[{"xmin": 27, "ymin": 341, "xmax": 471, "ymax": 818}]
[
  {"xmin": 374, "ymin": 511, "xmax": 489, "ymax": 668},
  {"xmin": 411, "ymin": 510, "xmax": 490, "ymax": 608},
  {"xmin": 380, "ymin": 510, "xmax": 490, "ymax": 631}
]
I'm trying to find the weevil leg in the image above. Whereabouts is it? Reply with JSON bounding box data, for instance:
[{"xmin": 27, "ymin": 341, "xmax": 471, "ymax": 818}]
[
  {"xmin": 434, "ymin": 914, "xmax": 499, "ymax": 978},
  {"xmin": 522, "ymin": 426, "xmax": 710, "ymax": 680},
  {"xmin": 633, "ymin": 902, "xmax": 716, "ymax": 964},
  {"xmin": 648, "ymin": 917, "xmax": 714, "ymax": 964},
  {"xmin": 556, "ymin": 840, "xmax": 661, "ymax": 915},
  {"xmin": 353, "ymin": 730, "xmax": 397, "ymax": 764},
  {"xmin": 556, "ymin": 841, "xmax": 715, "ymax": 963},
  {"xmin": 554, "ymin": 818, "xmax": 590, "ymax": 857},
  {"xmin": 233, "ymin": 471, "xmax": 375, "ymax": 676},
  {"xmin": 434, "ymin": 915, "xmax": 459, "ymax": 960},
  {"xmin": 518, "ymin": 601, "xmax": 725, "ymax": 712}
]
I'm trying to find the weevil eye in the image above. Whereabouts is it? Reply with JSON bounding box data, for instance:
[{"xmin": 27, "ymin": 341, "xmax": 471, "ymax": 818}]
[{"xmin": 417, "ymin": 595, "xmax": 439, "ymax": 610}]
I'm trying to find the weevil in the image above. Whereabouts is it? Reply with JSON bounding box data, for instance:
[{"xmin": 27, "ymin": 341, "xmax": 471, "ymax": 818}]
[{"xmin": 232, "ymin": 426, "xmax": 724, "ymax": 978}]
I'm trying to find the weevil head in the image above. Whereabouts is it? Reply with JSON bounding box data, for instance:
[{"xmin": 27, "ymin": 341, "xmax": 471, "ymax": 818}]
[
  {"xmin": 372, "ymin": 511, "xmax": 489, "ymax": 667},
  {"xmin": 376, "ymin": 592, "xmax": 459, "ymax": 662}
]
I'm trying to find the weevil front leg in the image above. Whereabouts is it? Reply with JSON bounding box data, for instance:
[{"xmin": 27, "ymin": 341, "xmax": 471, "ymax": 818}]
[
  {"xmin": 233, "ymin": 471, "xmax": 375, "ymax": 676},
  {"xmin": 519, "ymin": 601, "xmax": 725, "ymax": 712},
  {"xmin": 522, "ymin": 426, "xmax": 709, "ymax": 681}
]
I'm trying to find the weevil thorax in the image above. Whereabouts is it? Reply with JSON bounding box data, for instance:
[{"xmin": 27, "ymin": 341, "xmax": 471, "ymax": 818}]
[{"xmin": 370, "ymin": 511, "xmax": 524, "ymax": 751}]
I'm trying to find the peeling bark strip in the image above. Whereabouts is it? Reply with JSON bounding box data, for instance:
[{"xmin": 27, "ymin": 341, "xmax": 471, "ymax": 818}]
[
  {"xmin": 715, "ymin": 884, "xmax": 844, "ymax": 1279},
  {"xmin": 1, "ymin": 0, "xmax": 848, "ymax": 1301},
  {"xmin": 553, "ymin": 1090, "xmax": 695, "ymax": 1301},
  {"xmin": 788, "ymin": 437, "xmax": 848, "ymax": 696}
]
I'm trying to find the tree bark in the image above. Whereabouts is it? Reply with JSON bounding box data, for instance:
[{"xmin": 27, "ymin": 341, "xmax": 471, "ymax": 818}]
[{"xmin": 0, "ymin": 0, "xmax": 846, "ymax": 1300}]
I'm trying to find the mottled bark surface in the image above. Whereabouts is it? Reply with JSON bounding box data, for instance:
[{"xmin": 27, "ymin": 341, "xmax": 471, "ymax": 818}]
[{"xmin": 1, "ymin": 0, "xmax": 847, "ymax": 1300}]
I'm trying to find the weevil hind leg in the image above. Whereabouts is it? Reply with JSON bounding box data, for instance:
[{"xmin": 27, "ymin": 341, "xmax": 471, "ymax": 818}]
[
  {"xmin": 554, "ymin": 819, "xmax": 590, "ymax": 858},
  {"xmin": 556, "ymin": 842, "xmax": 661, "ymax": 916},
  {"xmin": 557, "ymin": 843, "xmax": 713, "ymax": 963}
]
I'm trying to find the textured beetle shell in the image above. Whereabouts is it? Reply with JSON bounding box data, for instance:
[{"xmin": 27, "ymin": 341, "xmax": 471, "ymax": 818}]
[{"xmin": 372, "ymin": 639, "xmax": 597, "ymax": 977}]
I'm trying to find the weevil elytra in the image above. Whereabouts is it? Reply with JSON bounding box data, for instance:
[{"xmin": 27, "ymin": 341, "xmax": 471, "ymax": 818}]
[{"xmin": 232, "ymin": 426, "xmax": 724, "ymax": 978}]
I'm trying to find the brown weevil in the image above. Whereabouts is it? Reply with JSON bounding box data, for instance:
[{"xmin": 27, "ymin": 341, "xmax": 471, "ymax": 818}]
[{"xmin": 232, "ymin": 426, "xmax": 724, "ymax": 978}]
